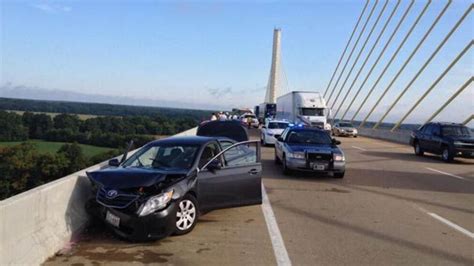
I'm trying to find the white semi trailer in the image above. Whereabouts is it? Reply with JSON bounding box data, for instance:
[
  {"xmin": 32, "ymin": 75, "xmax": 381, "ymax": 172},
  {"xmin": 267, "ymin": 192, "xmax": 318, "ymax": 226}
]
[{"xmin": 276, "ymin": 91, "xmax": 332, "ymax": 132}]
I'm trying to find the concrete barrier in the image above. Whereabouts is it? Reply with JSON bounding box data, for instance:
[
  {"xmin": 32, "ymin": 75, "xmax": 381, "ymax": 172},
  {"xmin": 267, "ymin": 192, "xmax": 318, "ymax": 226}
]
[
  {"xmin": 357, "ymin": 127, "xmax": 412, "ymax": 145},
  {"xmin": 0, "ymin": 127, "xmax": 197, "ymax": 265}
]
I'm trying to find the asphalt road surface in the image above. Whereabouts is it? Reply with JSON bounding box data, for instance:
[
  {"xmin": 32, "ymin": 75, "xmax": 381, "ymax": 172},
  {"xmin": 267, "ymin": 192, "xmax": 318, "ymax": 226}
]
[{"xmin": 45, "ymin": 129, "xmax": 473, "ymax": 265}]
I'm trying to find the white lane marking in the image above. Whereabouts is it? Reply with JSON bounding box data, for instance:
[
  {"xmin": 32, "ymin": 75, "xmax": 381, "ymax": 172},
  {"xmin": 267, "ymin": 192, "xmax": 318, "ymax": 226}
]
[
  {"xmin": 416, "ymin": 206, "xmax": 474, "ymax": 239},
  {"xmin": 351, "ymin": 145, "xmax": 367, "ymax": 151},
  {"xmin": 425, "ymin": 167, "xmax": 467, "ymax": 181},
  {"xmin": 261, "ymin": 183, "xmax": 292, "ymax": 266}
]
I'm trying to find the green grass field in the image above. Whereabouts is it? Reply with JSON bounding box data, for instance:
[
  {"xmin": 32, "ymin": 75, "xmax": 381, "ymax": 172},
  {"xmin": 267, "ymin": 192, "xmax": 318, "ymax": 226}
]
[
  {"xmin": 0, "ymin": 140, "xmax": 114, "ymax": 158},
  {"xmin": 6, "ymin": 110, "xmax": 99, "ymax": 120}
]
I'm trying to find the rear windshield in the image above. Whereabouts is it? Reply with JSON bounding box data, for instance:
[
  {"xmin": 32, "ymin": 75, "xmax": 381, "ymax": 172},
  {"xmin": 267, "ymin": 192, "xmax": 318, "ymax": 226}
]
[
  {"xmin": 441, "ymin": 126, "xmax": 472, "ymax": 136},
  {"xmin": 268, "ymin": 122, "xmax": 289, "ymax": 129},
  {"xmin": 244, "ymin": 115, "xmax": 256, "ymax": 118},
  {"xmin": 286, "ymin": 130, "xmax": 332, "ymax": 145},
  {"xmin": 339, "ymin": 123, "xmax": 354, "ymax": 127},
  {"xmin": 300, "ymin": 108, "xmax": 324, "ymax": 116}
]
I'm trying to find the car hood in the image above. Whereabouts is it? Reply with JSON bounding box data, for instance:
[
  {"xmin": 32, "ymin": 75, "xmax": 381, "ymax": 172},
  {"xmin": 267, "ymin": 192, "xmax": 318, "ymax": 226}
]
[
  {"xmin": 87, "ymin": 167, "xmax": 187, "ymax": 189},
  {"xmin": 339, "ymin": 127, "xmax": 356, "ymax": 131},
  {"xmin": 287, "ymin": 144, "xmax": 335, "ymax": 153},
  {"xmin": 267, "ymin": 129, "xmax": 285, "ymax": 135}
]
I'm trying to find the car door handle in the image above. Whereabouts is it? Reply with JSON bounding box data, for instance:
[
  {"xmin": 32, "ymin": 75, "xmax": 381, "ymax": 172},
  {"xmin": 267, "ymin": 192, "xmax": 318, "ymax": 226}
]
[{"xmin": 248, "ymin": 169, "xmax": 259, "ymax": 175}]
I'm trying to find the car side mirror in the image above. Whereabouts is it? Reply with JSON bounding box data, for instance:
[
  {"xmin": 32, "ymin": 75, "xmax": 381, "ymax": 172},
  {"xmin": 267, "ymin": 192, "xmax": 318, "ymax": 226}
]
[
  {"xmin": 274, "ymin": 134, "xmax": 282, "ymax": 141},
  {"xmin": 108, "ymin": 158, "xmax": 120, "ymax": 167},
  {"xmin": 332, "ymin": 138, "xmax": 341, "ymax": 145},
  {"xmin": 206, "ymin": 159, "xmax": 222, "ymax": 173}
]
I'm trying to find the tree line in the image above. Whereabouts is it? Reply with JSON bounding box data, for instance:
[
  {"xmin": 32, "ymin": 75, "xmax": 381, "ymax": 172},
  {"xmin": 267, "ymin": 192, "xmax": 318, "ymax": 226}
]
[
  {"xmin": 0, "ymin": 142, "xmax": 121, "ymax": 200},
  {"xmin": 0, "ymin": 111, "xmax": 199, "ymax": 148}
]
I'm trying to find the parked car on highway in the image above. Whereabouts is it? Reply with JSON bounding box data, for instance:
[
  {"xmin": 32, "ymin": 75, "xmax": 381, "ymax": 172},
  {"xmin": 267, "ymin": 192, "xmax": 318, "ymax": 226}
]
[
  {"xmin": 240, "ymin": 113, "xmax": 259, "ymax": 128},
  {"xmin": 332, "ymin": 121, "xmax": 358, "ymax": 137},
  {"xmin": 260, "ymin": 120, "xmax": 289, "ymax": 145},
  {"xmin": 410, "ymin": 122, "xmax": 474, "ymax": 162},
  {"xmin": 86, "ymin": 125, "xmax": 261, "ymax": 241},
  {"xmin": 274, "ymin": 126, "xmax": 345, "ymax": 178}
]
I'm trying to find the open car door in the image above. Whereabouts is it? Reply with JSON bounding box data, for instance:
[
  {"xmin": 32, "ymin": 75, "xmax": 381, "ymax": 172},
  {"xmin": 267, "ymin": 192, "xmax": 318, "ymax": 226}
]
[
  {"xmin": 197, "ymin": 140, "xmax": 262, "ymax": 211},
  {"xmin": 197, "ymin": 120, "xmax": 249, "ymax": 142}
]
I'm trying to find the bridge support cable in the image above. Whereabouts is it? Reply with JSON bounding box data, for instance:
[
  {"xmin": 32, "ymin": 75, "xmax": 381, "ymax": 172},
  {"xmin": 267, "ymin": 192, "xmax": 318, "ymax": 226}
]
[
  {"xmin": 424, "ymin": 77, "xmax": 473, "ymax": 125},
  {"xmin": 358, "ymin": 0, "xmax": 451, "ymax": 128},
  {"xmin": 332, "ymin": 0, "xmax": 401, "ymax": 119},
  {"xmin": 391, "ymin": 42, "xmax": 473, "ymax": 131},
  {"xmin": 340, "ymin": 0, "xmax": 414, "ymax": 121},
  {"xmin": 374, "ymin": 5, "xmax": 472, "ymax": 129},
  {"xmin": 323, "ymin": 0, "xmax": 370, "ymax": 97},
  {"xmin": 350, "ymin": 0, "xmax": 432, "ymax": 124},
  {"xmin": 463, "ymin": 114, "xmax": 474, "ymax": 125},
  {"xmin": 326, "ymin": 0, "xmax": 379, "ymax": 104},
  {"xmin": 330, "ymin": 0, "xmax": 390, "ymax": 110}
]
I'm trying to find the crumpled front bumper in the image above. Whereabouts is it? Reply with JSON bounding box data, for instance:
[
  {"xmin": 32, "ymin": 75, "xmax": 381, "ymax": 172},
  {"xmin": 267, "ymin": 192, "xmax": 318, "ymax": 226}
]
[{"xmin": 86, "ymin": 199, "xmax": 178, "ymax": 241}]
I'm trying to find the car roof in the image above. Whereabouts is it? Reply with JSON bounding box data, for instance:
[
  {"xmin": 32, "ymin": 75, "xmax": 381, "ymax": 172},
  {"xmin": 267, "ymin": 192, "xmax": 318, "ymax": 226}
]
[
  {"xmin": 287, "ymin": 127, "xmax": 327, "ymax": 132},
  {"xmin": 268, "ymin": 120, "xmax": 289, "ymax": 123}
]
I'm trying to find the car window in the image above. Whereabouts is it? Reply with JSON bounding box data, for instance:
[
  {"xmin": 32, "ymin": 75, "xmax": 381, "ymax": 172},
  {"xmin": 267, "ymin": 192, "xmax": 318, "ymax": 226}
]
[
  {"xmin": 123, "ymin": 144, "xmax": 199, "ymax": 169},
  {"xmin": 281, "ymin": 128, "xmax": 290, "ymax": 140},
  {"xmin": 199, "ymin": 142, "xmax": 221, "ymax": 169},
  {"xmin": 219, "ymin": 140, "xmax": 234, "ymax": 150},
  {"xmin": 339, "ymin": 123, "xmax": 353, "ymax": 127},
  {"xmin": 223, "ymin": 142, "xmax": 258, "ymax": 167},
  {"xmin": 268, "ymin": 122, "xmax": 289, "ymax": 129},
  {"xmin": 286, "ymin": 130, "xmax": 332, "ymax": 144},
  {"xmin": 422, "ymin": 124, "xmax": 432, "ymax": 134},
  {"xmin": 431, "ymin": 124, "xmax": 441, "ymax": 136},
  {"xmin": 442, "ymin": 125, "xmax": 472, "ymax": 136}
]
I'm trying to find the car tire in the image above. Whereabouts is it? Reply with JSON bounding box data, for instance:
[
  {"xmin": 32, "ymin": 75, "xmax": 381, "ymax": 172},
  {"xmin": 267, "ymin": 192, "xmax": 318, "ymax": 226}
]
[
  {"xmin": 354, "ymin": 135, "xmax": 358, "ymax": 138},
  {"xmin": 282, "ymin": 155, "xmax": 292, "ymax": 175},
  {"xmin": 414, "ymin": 141, "xmax": 424, "ymax": 156},
  {"xmin": 275, "ymin": 149, "xmax": 281, "ymax": 165},
  {"xmin": 174, "ymin": 194, "xmax": 199, "ymax": 236},
  {"xmin": 334, "ymin": 172, "xmax": 345, "ymax": 178},
  {"xmin": 441, "ymin": 146, "xmax": 454, "ymax": 163}
]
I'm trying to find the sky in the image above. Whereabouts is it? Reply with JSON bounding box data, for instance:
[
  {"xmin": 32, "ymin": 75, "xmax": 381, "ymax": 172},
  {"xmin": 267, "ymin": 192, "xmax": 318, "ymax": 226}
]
[{"xmin": 0, "ymin": 0, "xmax": 472, "ymax": 125}]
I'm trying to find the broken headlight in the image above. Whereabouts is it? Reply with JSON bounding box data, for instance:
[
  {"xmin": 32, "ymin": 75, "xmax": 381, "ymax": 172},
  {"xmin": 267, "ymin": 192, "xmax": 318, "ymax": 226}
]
[{"xmin": 137, "ymin": 190, "xmax": 174, "ymax": 217}]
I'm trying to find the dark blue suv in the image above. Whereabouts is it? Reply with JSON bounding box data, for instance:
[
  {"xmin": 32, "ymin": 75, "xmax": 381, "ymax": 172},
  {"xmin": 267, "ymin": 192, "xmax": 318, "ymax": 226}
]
[
  {"xmin": 274, "ymin": 127, "xmax": 345, "ymax": 178},
  {"xmin": 410, "ymin": 122, "xmax": 474, "ymax": 162}
]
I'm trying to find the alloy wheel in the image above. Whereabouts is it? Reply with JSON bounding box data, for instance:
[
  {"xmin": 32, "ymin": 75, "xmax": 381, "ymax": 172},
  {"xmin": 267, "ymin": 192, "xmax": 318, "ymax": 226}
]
[{"xmin": 176, "ymin": 199, "xmax": 196, "ymax": 231}]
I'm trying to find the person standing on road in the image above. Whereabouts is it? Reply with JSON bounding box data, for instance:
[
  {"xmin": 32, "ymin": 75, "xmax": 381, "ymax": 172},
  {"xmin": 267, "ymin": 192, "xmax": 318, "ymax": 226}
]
[
  {"xmin": 219, "ymin": 112, "xmax": 228, "ymax": 121},
  {"xmin": 246, "ymin": 116, "xmax": 252, "ymax": 129}
]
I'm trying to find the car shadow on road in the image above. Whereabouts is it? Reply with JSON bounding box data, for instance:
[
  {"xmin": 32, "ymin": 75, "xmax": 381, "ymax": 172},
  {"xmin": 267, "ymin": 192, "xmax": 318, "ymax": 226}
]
[{"xmin": 272, "ymin": 201, "xmax": 473, "ymax": 265}]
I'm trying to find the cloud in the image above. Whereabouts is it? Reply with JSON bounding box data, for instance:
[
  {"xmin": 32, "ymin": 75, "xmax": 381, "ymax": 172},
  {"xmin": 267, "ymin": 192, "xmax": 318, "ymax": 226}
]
[
  {"xmin": 207, "ymin": 87, "xmax": 233, "ymax": 98},
  {"xmin": 32, "ymin": 3, "xmax": 72, "ymax": 13}
]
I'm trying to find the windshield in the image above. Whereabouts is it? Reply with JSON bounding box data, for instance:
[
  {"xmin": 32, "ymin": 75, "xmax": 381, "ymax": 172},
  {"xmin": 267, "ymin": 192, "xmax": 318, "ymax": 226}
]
[
  {"xmin": 441, "ymin": 126, "xmax": 472, "ymax": 137},
  {"xmin": 286, "ymin": 130, "xmax": 332, "ymax": 145},
  {"xmin": 268, "ymin": 122, "xmax": 289, "ymax": 129},
  {"xmin": 339, "ymin": 123, "xmax": 354, "ymax": 127},
  {"xmin": 122, "ymin": 144, "xmax": 199, "ymax": 169},
  {"xmin": 300, "ymin": 108, "xmax": 324, "ymax": 116}
]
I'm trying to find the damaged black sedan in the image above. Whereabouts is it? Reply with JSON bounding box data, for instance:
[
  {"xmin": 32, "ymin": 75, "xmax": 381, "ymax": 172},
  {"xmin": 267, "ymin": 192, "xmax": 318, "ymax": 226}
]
[{"xmin": 86, "ymin": 136, "xmax": 262, "ymax": 241}]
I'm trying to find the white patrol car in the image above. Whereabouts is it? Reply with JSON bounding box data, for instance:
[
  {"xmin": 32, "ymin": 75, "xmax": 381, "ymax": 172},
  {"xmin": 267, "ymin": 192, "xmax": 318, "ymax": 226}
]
[{"xmin": 260, "ymin": 120, "xmax": 290, "ymax": 145}]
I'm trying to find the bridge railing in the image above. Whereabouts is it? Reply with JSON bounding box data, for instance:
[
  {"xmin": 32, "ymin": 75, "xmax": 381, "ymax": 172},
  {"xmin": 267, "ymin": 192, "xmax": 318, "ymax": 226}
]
[{"xmin": 0, "ymin": 127, "xmax": 197, "ymax": 266}]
